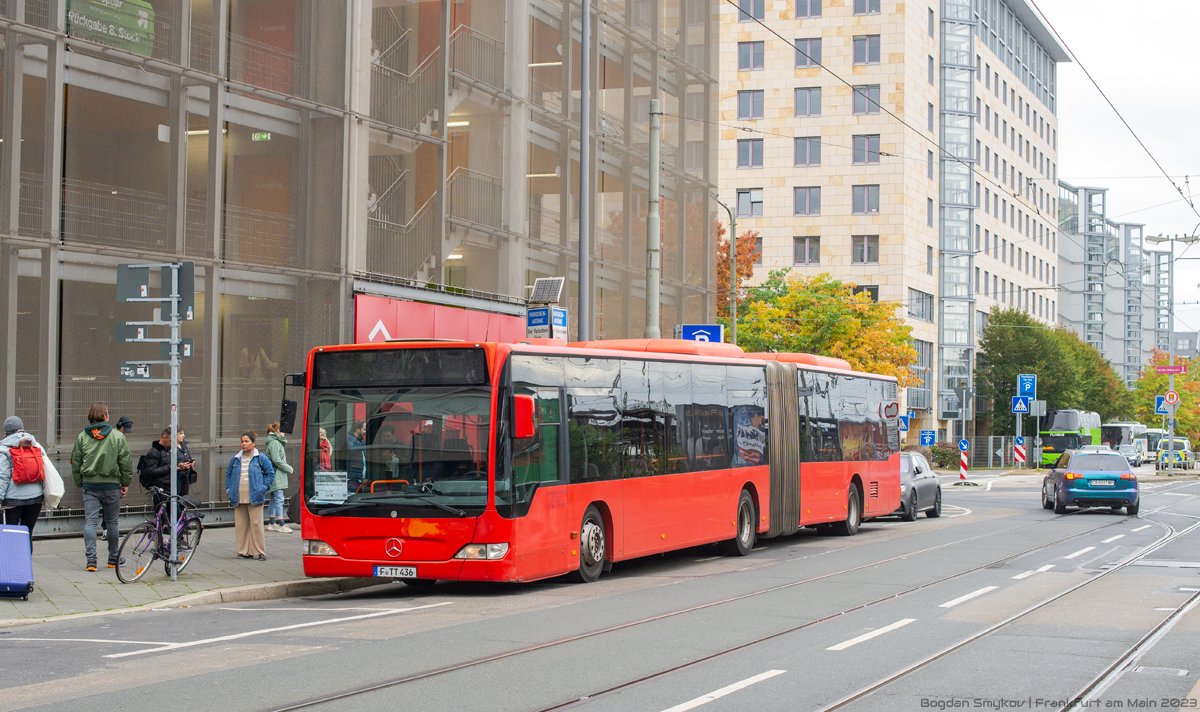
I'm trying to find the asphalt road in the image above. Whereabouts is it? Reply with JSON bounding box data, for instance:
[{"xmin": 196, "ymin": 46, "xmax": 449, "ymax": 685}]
[{"xmin": 3, "ymin": 468, "xmax": 1199, "ymax": 712}]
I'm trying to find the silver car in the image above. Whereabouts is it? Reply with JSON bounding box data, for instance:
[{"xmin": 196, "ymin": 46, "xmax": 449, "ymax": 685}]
[{"xmin": 892, "ymin": 452, "xmax": 942, "ymax": 521}]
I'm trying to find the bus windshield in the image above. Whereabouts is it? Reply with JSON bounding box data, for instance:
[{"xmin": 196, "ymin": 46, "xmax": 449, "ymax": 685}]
[
  {"xmin": 303, "ymin": 348, "xmax": 493, "ymax": 518},
  {"xmin": 1044, "ymin": 410, "xmax": 1080, "ymax": 433},
  {"xmin": 1041, "ymin": 433, "xmax": 1082, "ymax": 452}
]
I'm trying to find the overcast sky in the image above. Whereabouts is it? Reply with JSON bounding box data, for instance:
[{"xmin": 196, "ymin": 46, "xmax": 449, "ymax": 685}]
[{"xmin": 1034, "ymin": 0, "xmax": 1200, "ymax": 337}]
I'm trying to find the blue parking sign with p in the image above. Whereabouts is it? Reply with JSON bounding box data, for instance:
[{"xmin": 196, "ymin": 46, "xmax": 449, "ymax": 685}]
[
  {"xmin": 1018, "ymin": 374, "xmax": 1037, "ymax": 398},
  {"xmin": 920, "ymin": 430, "xmax": 935, "ymax": 446},
  {"xmin": 681, "ymin": 324, "xmax": 725, "ymax": 343}
]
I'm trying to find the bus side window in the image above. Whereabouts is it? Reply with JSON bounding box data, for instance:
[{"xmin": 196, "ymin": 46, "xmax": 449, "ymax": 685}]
[
  {"xmin": 691, "ymin": 363, "xmax": 728, "ymax": 471},
  {"xmin": 728, "ymin": 365, "xmax": 767, "ymax": 468},
  {"xmin": 661, "ymin": 362, "xmax": 691, "ymax": 474}
]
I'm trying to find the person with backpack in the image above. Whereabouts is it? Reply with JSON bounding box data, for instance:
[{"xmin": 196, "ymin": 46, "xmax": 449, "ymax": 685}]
[
  {"xmin": 0, "ymin": 417, "xmax": 46, "ymax": 547},
  {"xmin": 139, "ymin": 428, "xmax": 194, "ymax": 517},
  {"xmin": 225, "ymin": 432, "xmax": 275, "ymax": 560},
  {"xmin": 263, "ymin": 423, "xmax": 293, "ymax": 533},
  {"xmin": 70, "ymin": 403, "xmax": 132, "ymax": 571},
  {"xmin": 99, "ymin": 416, "xmax": 133, "ymax": 541}
]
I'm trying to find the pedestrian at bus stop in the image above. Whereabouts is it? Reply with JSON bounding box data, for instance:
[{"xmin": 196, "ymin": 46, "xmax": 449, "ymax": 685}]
[
  {"xmin": 98, "ymin": 416, "xmax": 133, "ymax": 540},
  {"xmin": 263, "ymin": 422, "xmax": 293, "ymax": 533},
  {"xmin": 70, "ymin": 403, "xmax": 132, "ymax": 571},
  {"xmin": 0, "ymin": 416, "xmax": 47, "ymax": 547},
  {"xmin": 225, "ymin": 431, "xmax": 275, "ymax": 560}
]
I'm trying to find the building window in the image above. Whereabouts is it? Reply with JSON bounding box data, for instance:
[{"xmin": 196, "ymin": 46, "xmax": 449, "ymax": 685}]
[
  {"xmin": 928, "ymin": 7, "xmax": 935, "ymax": 35},
  {"xmin": 685, "ymin": 141, "xmax": 705, "ymax": 171},
  {"xmin": 927, "ymin": 245, "xmax": 933, "ymax": 274},
  {"xmin": 795, "ymin": 38, "xmax": 822, "ymax": 67},
  {"xmin": 853, "ymin": 0, "xmax": 880, "ymax": 14},
  {"xmin": 928, "ymin": 150, "xmax": 934, "ymax": 179},
  {"xmin": 852, "ymin": 185, "xmax": 880, "ymax": 214},
  {"xmin": 852, "ymin": 135, "xmax": 880, "ymax": 164},
  {"xmin": 796, "ymin": 0, "xmax": 821, "ymax": 18},
  {"xmin": 737, "ymin": 138, "xmax": 764, "ymax": 168},
  {"xmin": 737, "ymin": 0, "xmax": 763, "ymax": 21},
  {"xmin": 794, "ymin": 87, "xmax": 821, "ymax": 116},
  {"xmin": 853, "ymin": 285, "xmax": 880, "ymax": 301},
  {"xmin": 927, "ymin": 198, "xmax": 934, "ymax": 226},
  {"xmin": 754, "ymin": 235, "xmax": 763, "ymax": 264},
  {"xmin": 927, "ymin": 102, "xmax": 934, "ymax": 131},
  {"xmin": 909, "ymin": 289, "xmax": 934, "ymax": 321},
  {"xmin": 685, "ymin": 0, "xmax": 706, "ymax": 25},
  {"xmin": 737, "ymin": 188, "xmax": 763, "ymax": 217},
  {"xmin": 794, "ymin": 236, "xmax": 820, "ymax": 265},
  {"xmin": 853, "ymin": 35, "xmax": 881, "ymax": 64},
  {"xmin": 737, "ymin": 41, "xmax": 765, "ymax": 70},
  {"xmin": 737, "ymin": 90, "xmax": 764, "ymax": 119},
  {"xmin": 975, "ymin": 267, "xmax": 980, "ymax": 294},
  {"xmin": 794, "ymin": 136, "xmax": 821, "ymax": 166},
  {"xmin": 852, "ymin": 235, "xmax": 879, "ymax": 264},
  {"xmin": 852, "ymin": 85, "xmax": 880, "ymax": 115},
  {"xmin": 928, "ymin": 55, "xmax": 935, "ymax": 84},
  {"xmin": 793, "ymin": 186, "xmax": 821, "ymax": 215}
]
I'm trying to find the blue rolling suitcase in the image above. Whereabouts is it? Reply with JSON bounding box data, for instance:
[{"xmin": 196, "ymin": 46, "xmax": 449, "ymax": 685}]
[{"xmin": 0, "ymin": 524, "xmax": 34, "ymax": 600}]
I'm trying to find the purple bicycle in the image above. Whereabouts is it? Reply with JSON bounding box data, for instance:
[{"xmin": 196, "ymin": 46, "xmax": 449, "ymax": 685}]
[{"xmin": 115, "ymin": 487, "xmax": 205, "ymax": 583}]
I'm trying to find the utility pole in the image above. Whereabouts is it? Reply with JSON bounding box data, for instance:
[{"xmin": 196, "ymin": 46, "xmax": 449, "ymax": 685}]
[
  {"xmin": 577, "ymin": 0, "xmax": 591, "ymax": 342},
  {"xmin": 1168, "ymin": 242, "xmax": 1175, "ymax": 477},
  {"xmin": 712, "ymin": 196, "xmax": 737, "ymax": 346},
  {"xmin": 645, "ymin": 99, "xmax": 661, "ymax": 339}
]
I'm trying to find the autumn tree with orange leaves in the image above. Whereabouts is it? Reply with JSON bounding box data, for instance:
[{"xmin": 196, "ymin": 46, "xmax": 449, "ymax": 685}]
[{"xmin": 715, "ymin": 220, "xmax": 760, "ymax": 318}]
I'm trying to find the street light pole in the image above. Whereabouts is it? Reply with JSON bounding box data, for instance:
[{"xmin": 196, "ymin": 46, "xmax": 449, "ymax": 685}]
[
  {"xmin": 713, "ymin": 196, "xmax": 737, "ymax": 346},
  {"xmin": 1146, "ymin": 232, "xmax": 1199, "ymax": 475}
]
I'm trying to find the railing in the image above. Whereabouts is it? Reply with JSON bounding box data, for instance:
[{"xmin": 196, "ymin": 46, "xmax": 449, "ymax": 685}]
[
  {"xmin": 449, "ymin": 25, "xmax": 504, "ymax": 92},
  {"xmin": 228, "ymin": 32, "xmax": 303, "ymax": 96},
  {"xmin": 61, "ymin": 178, "xmax": 172, "ymax": 251},
  {"xmin": 907, "ymin": 386, "xmax": 932, "ymax": 411},
  {"xmin": 374, "ymin": 27, "xmax": 411, "ymax": 75},
  {"xmin": 223, "ymin": 203, "xmax": 296, "ymax": 266},
  {"xmin": 448, "ymin": 167, "xmax": 502, "ymax": 231},
  {"xmin": 190, "ymin": 20, "xmax": 213, "ymax": 70},
  {"xmin": 18, "ymin": 171, "xmax": 42, "ymax": 236},
  {"xmin": 527, "ymin": 203, "xmax": 561, "ymax": 244},
  {"xmin": 366, "ymin": 193, "xmax": 440, "ymax": 280},
  {"xmin": 184, "ymin": 197, "xmax": 212, "ymax": 257},
  {"xmin": 370, "ymin": 49, "xmax": 441, "ymax": 132},
  {"xmin": 529, "ymin": 77, "xmax": 564, "ymax": 113},
  {"xmin": 369, "ymin": 169, "xmax": 408, "ymax": 225}
]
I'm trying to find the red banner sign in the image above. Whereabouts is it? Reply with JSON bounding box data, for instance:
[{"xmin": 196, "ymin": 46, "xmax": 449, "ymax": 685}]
[
  {"xmin": 1156, "ymin": 365, "xmax": 1187, "ymax": 375},
  {"xmin": 354, "ymin": 293, "xmax": 527, "ymax": 344}
]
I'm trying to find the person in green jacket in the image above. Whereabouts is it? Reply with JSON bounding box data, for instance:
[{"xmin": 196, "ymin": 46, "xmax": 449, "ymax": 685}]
[
  {"xmin": 264, "ymin": 422, "xmax": 294, "ymax": 533},
  {"xmin": 71, "ymin": 403, "xmax": 133, "ymax": 571}
]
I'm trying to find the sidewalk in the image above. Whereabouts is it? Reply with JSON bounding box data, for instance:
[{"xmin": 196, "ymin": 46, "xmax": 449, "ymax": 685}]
[{"xmin": 1, "ymin": 525, "xmax": 315, "ymax": 622}]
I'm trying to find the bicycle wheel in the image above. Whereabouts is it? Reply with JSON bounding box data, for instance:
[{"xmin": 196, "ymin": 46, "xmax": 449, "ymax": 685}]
[
  {"xmin": 175, "ymin": 517, "xmax": 203, "ymax": 573},
  {"xmin": 116, "ymin": 522, "xmax": 159, "ymax": 584}
]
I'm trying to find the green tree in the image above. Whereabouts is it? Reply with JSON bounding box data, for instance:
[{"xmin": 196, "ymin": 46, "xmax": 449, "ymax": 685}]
[
  {"xmin": 1131, "ymin": 350, "xmax": 1200, "ymax": 442},
  {"xmin": 736, "ymin": 271, "xmax": 919, "ymax": 386}
]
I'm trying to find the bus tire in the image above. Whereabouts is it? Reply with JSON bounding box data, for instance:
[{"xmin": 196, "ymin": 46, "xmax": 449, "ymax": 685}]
[
  {"xmin": 832, "ymin": 487, "xmax": 861, "ymax": 536},
  {"xmin": 570, "ymin": 506, "xmax": 606, "ymax": 583},
  {"xmin": 721, "ymin": 490, "xmax": 757, "ymax": 556}
]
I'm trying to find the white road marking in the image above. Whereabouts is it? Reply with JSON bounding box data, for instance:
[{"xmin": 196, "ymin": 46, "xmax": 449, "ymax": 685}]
[
  {"xmin": 826, "ymin": 619, "xmax": 916, "ymax": 651},
  {"xmin": 1063, "ymin": 547, "xmax": 1096, "ymax": 560},
  {"xmin": 660, "ymin": 670, "xmax": 787, "ymax": 712},
  {"xmin": 5, "ymin": 637, "xmax": 172, "ymax": 646},
  {"xmin": 939, "ymin": 586, "xmax": 999, "ymax": 608},
  {"xmin": 218, "ymin": 607, "xmax": 399, "ymax": 612},
  {"xmin": 1132, "ymin": 525, "xmax": 1151, "ymax": 532},
  {"xmin": 1012, "ymin": 564, "xmax": 1055, "ymax": 580},
  {"xmin": 944, "ymin": 505, "xmax": 973, "ymax": 518},
  {"xmin": 1180, "ymin": 588, "xmax": 1200, "ymax": 593},
  {"xmin": 1101, "ymin": 535, "xmax": 1125, "ymax": 544},
  {"xmin": 104, "ymin": 602, "xmax": 452, "ymax": 658}
]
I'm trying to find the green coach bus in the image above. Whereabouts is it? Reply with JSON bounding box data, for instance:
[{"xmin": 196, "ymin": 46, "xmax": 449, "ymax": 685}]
[{"xmin": 1039, "ymin": 409, "xmax": 1101, "ymax": 465}]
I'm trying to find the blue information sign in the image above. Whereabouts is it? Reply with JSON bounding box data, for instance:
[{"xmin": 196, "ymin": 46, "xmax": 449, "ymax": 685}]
[
  {"xmin": 898, "ymin": 416, "xmax": 909, "ymax": 432},
  {"xmin": 1011, "ymin": 396, "xmax": 1030, "ymax": 413},
  {"xmin": 1018, "ymin": 374, "xmax": 1037, "ymax": 399},
  {"xmin": 1155, "ymin": 395, "xmax": 1169, "ymax": 416},
  {"xmin": 958, "ymin": 439, "xmax": 970, "ymax": 452},
  {"xmin": 526, "ymin": 306, "xmax": 568, "ymax": 340},
  {"xmin": 1016, "ymin": 436, "xmax": 1025, "ymax": 446},
  {"xmin": 920, "ymin": 430, "xmax": 936, "ymax": 446},
  {"xmin": 680, "ymin": 324, "xmax": 725, "ymax": 343},
  {"xmin": 907, "ymin": 410, "xmax": 916, "ymax": 421}
]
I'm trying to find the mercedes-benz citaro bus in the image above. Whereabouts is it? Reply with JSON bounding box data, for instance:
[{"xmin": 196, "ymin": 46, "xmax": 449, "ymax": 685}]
[
  {"xmin": 1039, "ymin": 409, "xmax": 1101, "ymax": 465},
  {"xmin": 285, "ymin": 338, "xmax": 902, "ymax": 585}
]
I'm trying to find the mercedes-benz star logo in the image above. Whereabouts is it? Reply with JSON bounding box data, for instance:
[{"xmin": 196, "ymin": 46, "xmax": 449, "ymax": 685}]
[{"xmin": 384, "ymin": 538, "xmax": 404, "ymax": 558}]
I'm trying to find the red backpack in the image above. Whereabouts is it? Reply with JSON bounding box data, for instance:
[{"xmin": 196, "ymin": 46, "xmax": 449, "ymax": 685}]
[{"xmin": 9, "ymin": 442, "xmax": 45, "ymax": 485}]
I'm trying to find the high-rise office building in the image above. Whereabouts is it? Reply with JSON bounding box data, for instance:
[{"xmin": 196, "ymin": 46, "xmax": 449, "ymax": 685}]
[
  {"xmin": 0, "ymin": 0, "xmax": 719, "ymax": 516},
  {"xmin": 718, "ymin": 0, "xmax": 1066, "ymax": 439}
]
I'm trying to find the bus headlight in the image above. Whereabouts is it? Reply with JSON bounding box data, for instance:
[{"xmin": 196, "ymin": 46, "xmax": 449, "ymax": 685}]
[
  {"xmin": 304, "ymin": 540, "xmax": 338, "ymax": 556},
  {"xmin": 454, "ymin": 543, "xmax": 509, "ymax": 560}
]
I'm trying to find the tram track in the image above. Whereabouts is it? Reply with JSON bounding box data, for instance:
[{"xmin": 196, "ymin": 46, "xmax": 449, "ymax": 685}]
[{"xmin": 263, "ymin": 486, "xmax": 1199, "ymax": 712}]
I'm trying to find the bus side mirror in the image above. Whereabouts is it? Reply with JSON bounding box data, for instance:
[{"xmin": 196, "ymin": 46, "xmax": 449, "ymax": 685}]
[
  {"xmin": 514, "ymin": 395, "xmax": 536, "ymax": 440},
  {"xmin": 280, "ymin": 399, "xmax": 298, "ymax": 435}
]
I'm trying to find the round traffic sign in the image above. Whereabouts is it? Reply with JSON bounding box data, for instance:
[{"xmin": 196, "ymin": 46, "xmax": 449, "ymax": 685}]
[
  {"xmin": 958, "ymin": 439, "xmax": 970, "ymax": 452},
  {"xmin": 1016, "ymin": 436, "xmax": 1024, "ymax": 446},
  {"xmin": 1165, "ymin": 390, "xmax": 1180, "ymax": 405}
]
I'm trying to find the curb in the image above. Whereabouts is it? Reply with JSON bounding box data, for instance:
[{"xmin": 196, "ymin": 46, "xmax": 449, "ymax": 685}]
[{"xmin": 0, "ymin": 576, "xmax": 387, "ymax": 629}]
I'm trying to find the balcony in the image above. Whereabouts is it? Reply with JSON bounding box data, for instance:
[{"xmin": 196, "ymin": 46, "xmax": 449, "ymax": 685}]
[
  {"xmin": 448, "ymin": 168, "xmax": 502, "ymax": 232},
  {"xmin": 449, "ymin": 25, "xmax": 504, "ymax": 93},
  {"xmin": 365, "ymin": 193, "xmax": 439, "ymax": 281}
]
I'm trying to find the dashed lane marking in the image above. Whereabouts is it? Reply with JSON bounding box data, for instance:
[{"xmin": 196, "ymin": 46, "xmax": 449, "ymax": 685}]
[
  {"xmin": 660, "ymin": 670, "xmax": 787, "ymax": 712},
  {"xmin": 939, "ymin": 586, "xmax": 999, "ymax": 608},
  {"xmin": 1102, "ymin": 535, "xmax": 1125, "ymax": 544},
  {"xmin": 1064, "ymin": 546, "xmax": 1096, "ymax": 560},
  {"xmin": 1132, "ymin": 525, "xmax": 1151, "ymax": 532},
  {"xmin": 827, "ymin": 619, "xmax": 917, "ymax": 651},
  {"xmin": 104, "ymin": 602, "xmax": 453, "ymax": 659},
  {"xmin": 1012, "ymin": 564, "xmax": 1055, "ymax": 580}
]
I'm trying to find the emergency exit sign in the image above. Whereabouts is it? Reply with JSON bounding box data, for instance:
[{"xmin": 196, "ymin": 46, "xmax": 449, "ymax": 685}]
[{"xmin": 251, "ymin": 132, "xmax": 272, "ymax": 142}]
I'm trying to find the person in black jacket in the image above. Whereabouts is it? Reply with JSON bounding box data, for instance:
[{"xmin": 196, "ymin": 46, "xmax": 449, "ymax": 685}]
[{"xmin": 141, "ymin": 428, "xmax": 194, "ymax": 514}]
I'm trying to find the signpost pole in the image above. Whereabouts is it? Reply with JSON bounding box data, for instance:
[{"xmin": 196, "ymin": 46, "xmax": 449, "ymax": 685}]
[
  {"xmin": 168, "ymin": 264, "xmax": 180, "ymax": 581},
  {"xmin": 1015, "ymin": 412, "xmax": 1022, "ymax": 470}
]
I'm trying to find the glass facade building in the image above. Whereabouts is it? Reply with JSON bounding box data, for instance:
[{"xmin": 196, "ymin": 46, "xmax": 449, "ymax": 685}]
[{"xmin": 0, "ymin": 0, "xmax": 718, "ymax": 517}]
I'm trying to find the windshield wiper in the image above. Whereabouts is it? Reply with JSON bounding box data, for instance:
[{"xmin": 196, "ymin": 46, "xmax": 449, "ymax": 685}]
[
  {"xmin": 389, "ymin": 494, "xmax": 467, "ymax": 517},
  {"xmin": 312, "ymin": 494, "xmax": 466, "ymax": 517}
]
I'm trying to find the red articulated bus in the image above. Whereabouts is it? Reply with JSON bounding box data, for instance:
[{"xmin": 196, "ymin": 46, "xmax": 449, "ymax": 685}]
[{"xmin": 287, "ymin": 338, "xmax": 901, "ymax": 584}]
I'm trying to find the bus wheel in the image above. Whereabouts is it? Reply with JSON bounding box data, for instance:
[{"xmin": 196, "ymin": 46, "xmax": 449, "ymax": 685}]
[
  {"xmin": 832, "ymin": 487, "xmax": 861, "ymax": 536},
  {"xmin": 722, "ymin": 490, "xmax": 757, "ymax": 556},
  {"xmin": 570, "ymin": 506, "xmax": 606, "ymax": 583}
]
